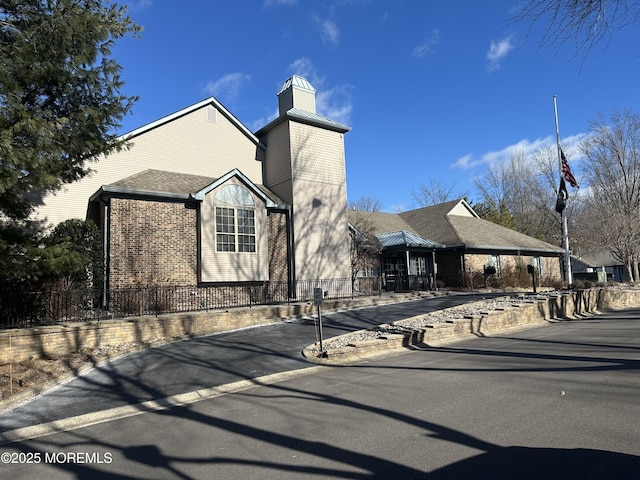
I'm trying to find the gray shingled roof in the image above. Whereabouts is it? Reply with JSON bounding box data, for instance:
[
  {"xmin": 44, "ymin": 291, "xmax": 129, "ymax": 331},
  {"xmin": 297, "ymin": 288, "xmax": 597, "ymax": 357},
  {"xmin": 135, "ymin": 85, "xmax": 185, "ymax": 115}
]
[
  {"xmin": 399, "ymin": 200, "xmax": 466, "ymax": 246},
  {"xmin": 110, "ymin": 169, "xmax": 215, "ymax": 195},
  {"xmin": 106, "ymin": 169, "xmax": 287, "ymax": 206},
  {"xmin": 348, "ymin": 210, "xmax": 417, "ymax": 236},
  {"xmin": 575, "ymin": 249, "xmax": 619, "ymax": 267},
  {"xmin": 351, "ymin": 199, "xmax": 563, "ymax": 255},
  {"xmin": 447, "ymin": 215, "xmax": 563, "ymax": 253}
]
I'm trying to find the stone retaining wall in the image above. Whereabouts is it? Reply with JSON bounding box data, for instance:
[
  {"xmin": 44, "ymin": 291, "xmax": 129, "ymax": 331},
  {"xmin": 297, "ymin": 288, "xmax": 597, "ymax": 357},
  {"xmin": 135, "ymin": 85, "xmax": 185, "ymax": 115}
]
[
  {"xmin": 3, "ymin": 288, "xmax": 639, "ymax": 366},
  {"xmin": 304, "ymin": 288, "xmax": 640, "ymax": 364},
  {"xmin": 0, "ymin": 292, "xmax": 434, "ymax": 365}
]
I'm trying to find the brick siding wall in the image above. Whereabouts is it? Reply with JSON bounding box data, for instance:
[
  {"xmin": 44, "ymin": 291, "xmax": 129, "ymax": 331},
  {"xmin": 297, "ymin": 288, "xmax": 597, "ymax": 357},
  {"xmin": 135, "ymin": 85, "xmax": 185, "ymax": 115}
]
[
  {"xmin": 109, "ymin": 198, "xmax": 198, "ymax": 287},
  {"xmin": 268, "ymin": 210, "xmax": 289, "ymax": 284},
  {"xmin": 436, "ymin": 251, "xmax": 561, "ymax": 287}
]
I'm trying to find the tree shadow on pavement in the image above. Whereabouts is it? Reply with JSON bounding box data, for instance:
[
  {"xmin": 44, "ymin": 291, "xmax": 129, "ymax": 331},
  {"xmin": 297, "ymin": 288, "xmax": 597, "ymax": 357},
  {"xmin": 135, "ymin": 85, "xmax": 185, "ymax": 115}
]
[
  {"xmin": 427, "ymin": 445, "xmax": 640, "ymax": 479},
  {"xmin": 5, "ymin": 353, "xmax": 640, "ymax": 479}
]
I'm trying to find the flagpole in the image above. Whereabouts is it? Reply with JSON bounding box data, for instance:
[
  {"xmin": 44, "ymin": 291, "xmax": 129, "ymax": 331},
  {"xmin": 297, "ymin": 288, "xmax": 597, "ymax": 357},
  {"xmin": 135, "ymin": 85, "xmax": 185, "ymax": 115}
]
[{"xmin": 554, "ymin": 94, "xmax": 573, "ymax": 286}]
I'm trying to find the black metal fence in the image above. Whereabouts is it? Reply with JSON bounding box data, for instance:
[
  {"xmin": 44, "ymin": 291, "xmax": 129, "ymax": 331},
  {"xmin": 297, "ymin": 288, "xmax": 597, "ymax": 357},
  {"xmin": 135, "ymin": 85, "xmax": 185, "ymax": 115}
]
[
  {"xmin": 0, "ymin": 277, "xmax": 383, "ymax": 329},
  {"xmin": 383, "ymin": 274, "xmax": 436, "ymax": 292}
]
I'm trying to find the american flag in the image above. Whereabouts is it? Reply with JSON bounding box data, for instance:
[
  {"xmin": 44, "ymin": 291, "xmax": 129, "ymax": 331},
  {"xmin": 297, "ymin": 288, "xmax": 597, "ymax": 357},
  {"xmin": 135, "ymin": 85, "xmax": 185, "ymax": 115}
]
[{"xmin": 561, "ymin": 149, "xmax": 579, "ymax": 188}]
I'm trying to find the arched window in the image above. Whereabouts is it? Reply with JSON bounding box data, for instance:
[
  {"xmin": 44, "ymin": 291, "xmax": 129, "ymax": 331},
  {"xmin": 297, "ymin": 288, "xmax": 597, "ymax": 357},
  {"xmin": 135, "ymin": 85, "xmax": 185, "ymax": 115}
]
[{"xmin": 215, "ymin": 185, "xmax": 256, "ymax": 252}]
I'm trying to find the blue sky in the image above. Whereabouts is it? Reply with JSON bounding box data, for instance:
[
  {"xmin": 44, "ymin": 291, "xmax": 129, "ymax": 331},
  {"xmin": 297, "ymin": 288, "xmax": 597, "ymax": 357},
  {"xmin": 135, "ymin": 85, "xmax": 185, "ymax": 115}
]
[{"xmin": 113, "ymin": 0, "xmax": 640, "ymax": 212}]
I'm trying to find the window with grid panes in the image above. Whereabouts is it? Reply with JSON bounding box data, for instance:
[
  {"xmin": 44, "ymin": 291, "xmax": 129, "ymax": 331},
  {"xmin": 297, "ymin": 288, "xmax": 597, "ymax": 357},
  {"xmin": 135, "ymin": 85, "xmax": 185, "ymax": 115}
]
[
  {"xmin": 214, "ymin": 185, "xmax": 256, "ymax": 253},
  {"xmin": 215, "ymin": 207, "xmax": 236, "ymax": 251},
  {"xmin": 237, "ymin": 208, "xmax": 256, "ymax": 252}
]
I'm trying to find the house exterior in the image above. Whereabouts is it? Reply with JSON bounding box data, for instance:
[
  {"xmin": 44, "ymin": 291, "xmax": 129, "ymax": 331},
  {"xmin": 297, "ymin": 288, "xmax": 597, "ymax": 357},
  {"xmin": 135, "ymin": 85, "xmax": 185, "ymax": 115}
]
[
  {"xmin": 350, "ymin": 199, "xmax": 564, "ymax": 289},
  {"xmin": 31, "ymin": 75, "xmax": 352, "ymax": 300},
  {"xmin": 572, "ymin": 251, "xmax": 620, "ymax": 283},
  {"xmin": 31, "ymin": 75, "xmax": 564, "ymax": 304}
]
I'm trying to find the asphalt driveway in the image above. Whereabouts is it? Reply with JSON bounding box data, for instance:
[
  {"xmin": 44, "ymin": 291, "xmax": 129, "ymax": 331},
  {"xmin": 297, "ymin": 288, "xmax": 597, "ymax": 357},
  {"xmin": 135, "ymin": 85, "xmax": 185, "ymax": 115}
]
[
  {"xmin": 0, "ymin": 292, "xmax": 496, "ymax": 433},
  {"xmin": 1, "ymin": 304, "xmax": 639, "ymax": 479}
]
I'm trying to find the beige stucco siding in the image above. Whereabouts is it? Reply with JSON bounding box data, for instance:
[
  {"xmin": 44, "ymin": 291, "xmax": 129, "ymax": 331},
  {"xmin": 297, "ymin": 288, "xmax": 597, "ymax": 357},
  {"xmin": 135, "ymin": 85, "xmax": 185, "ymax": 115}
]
[
  {"xmin": 200, "ymin": 178, "xmax": 269, "ymax": 283},
  {"xmin": 292, "ymin": 181, "xmax": 350, "ymax": 280},
  {"xmin": 289, "ymin": 123, "xmax": 351, "ymax": 280},
  {"xmin": 32, "ymin": 105, "xmax": 262, "ymax": 228}
]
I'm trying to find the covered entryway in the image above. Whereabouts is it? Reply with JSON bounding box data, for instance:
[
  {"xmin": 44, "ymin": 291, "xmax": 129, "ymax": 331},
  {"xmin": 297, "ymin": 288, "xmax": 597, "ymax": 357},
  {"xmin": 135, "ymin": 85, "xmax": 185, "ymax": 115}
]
[{"xmin": 378, "ymin": 231, "xmax": 443, "ymax": 292}]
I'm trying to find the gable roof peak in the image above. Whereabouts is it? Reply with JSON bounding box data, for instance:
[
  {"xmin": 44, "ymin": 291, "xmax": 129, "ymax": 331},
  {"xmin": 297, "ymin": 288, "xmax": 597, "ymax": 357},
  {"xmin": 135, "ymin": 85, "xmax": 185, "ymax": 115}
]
[
  {"xmin": 400, "ymin": 198, "xmax": 478, "ymax": 218},
  {"xmin": 119, "ymin": 97, "xmax": 264, "ymax": 149}
]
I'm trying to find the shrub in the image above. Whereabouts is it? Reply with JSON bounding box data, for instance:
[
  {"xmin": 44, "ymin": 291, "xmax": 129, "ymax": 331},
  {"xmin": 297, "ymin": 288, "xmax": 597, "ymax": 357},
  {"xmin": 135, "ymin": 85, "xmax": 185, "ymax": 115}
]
[{"xmin": 42, "ymin": 219, "xmax": 103, "ymax": 292}]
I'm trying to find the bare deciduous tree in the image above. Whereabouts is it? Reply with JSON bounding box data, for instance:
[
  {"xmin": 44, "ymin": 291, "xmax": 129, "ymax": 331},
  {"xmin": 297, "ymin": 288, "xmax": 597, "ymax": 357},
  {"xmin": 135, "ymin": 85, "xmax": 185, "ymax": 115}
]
[
  {"xmin": 348, "ymin": 197, "xmax": 383, "ymax": 288},
  {"xmin": 580, "ymin": 109, "xmax": 640, "ymax": 282},
  {"xmin": 514, "ymin": 0, "xmax": 640, "ymax": 61},
  {"xmin": 348, "ymin": 197, "xmax": 382, "ymax": 213},
  {"xmin": 412, "ymin": 178, "xmax": 460, "ymax": 207},
  {"xmin": 473, "ymin": 150, "xmax": 561, "ymax": 241}
]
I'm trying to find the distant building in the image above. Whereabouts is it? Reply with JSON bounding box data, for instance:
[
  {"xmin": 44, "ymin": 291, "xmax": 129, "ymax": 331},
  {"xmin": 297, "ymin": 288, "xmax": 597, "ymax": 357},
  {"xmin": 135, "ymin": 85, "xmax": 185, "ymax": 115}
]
[
  {"xmin": 349, "ymin": 199, "xmax": 563, "ymax": 289},
  {"xmin": 572, "ymin": 251, "xmax": 622, "ymax": 283}
]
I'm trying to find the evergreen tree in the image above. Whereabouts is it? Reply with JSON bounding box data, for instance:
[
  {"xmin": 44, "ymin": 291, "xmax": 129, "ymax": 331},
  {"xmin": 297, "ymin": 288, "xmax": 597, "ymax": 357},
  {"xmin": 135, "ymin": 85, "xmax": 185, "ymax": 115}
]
[
  {"xmin": 0, "ymin": 0, "xmax": 140, "ymax": 220},
  {"xmin": 42, "ymin": 219, "xmax": 103, "ymax": 288}
]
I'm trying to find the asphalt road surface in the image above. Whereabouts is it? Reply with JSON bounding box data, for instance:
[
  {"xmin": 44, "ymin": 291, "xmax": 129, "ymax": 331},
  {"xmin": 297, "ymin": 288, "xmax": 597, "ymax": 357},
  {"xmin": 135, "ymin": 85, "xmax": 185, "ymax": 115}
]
[
  {"xmin": 1, "ymin": 304, "xmax": 639, "ymax": 479},
  {"xmin": 0, "ymin": 293, "xmax": 496, "ymax": 431}
]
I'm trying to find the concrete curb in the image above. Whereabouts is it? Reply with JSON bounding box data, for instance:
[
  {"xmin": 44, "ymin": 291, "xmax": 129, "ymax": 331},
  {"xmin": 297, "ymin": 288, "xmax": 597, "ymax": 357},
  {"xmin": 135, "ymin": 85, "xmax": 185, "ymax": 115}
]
[
  {"xmin": 0, "ymin": 367, "xmax": 326, "ymax": 446},
  {"xmin": 301, "ymin": 292, "xmax": 623, "ymax": 365}
]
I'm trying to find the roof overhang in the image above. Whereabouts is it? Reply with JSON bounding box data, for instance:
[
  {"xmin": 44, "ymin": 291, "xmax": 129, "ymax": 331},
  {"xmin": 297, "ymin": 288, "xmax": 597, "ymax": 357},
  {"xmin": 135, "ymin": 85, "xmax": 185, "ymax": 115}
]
[
  {"xmin": 437, "ymin": 243, "xmax": 564, "ymax": 256},
  {"xmin": 255, "ymin": 108, "xmax": 350, "ymax": 136},
  {"xmin": 89, "ymin": 186, "xmax": 192, "ymax": 203},
  {"xmin": 90, "ymin": 168, "xmax": 288, "ymax": 210}
]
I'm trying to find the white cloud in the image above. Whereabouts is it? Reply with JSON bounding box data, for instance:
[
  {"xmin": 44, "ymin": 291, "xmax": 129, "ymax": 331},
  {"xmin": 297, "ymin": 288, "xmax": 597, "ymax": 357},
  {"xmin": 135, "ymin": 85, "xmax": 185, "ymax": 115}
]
[
  {"xmin": 203, "ymin": 73, "xmax": 251, "ymax": 100},
  {"xmin": 314, "ymin": 16, "xmax": 340, "ymax": 47},
  {"xmin": 452, "ymin": 133, "xmax": 588, "ymax": 170},
  {"xmin": 413, "ymin": 29, "xmax": 441, "ymax": 58},
  {"xmin": 452, "ymin": 153, "xmax": 475, "ymax": 169},
  {"xmin": 130, "ymin": 0, "xmax": 153, "ymax": 10},
  {"xmin": 287, "ymin": 57, "xmax": 353, "ymax": 125},
  {"xmin": 248, "ymin": 108, "xmax": 279, "ymax": 132},
  {"xmin": 316, "ymin": 85, "xmax": 354, "ymax": 125},
  {"xmin": 264, "ymin": 0, "xmax": 297, "ymax": 6},
  {"xmin": 288, "ymin": 57, "xmax": 325, "ymax": 87},
  {"xmin": 486, "ymin": 36, "xmax": 514, "ymax": 71}
]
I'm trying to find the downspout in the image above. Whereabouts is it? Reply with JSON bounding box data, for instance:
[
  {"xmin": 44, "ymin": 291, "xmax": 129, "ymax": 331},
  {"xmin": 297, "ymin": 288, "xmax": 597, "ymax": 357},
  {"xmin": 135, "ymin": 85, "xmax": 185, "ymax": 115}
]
[
  {"xmin": 102, "ymin": 200, "xmax": 109, "ymax": 309},
  {"xmin": 285, "ymin": 206, "xmax": 295, "ymax": 299},
  {"xmin": 406, "ymin": 249, "xmax": 411, "ymax": 291},
  {"xmin": 196, "ymin": 202, "xmax": 202, "ymax": 284},
  {"xmin": 432, "ymin": 250, "xmax": 437, "ymax": 291}
]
